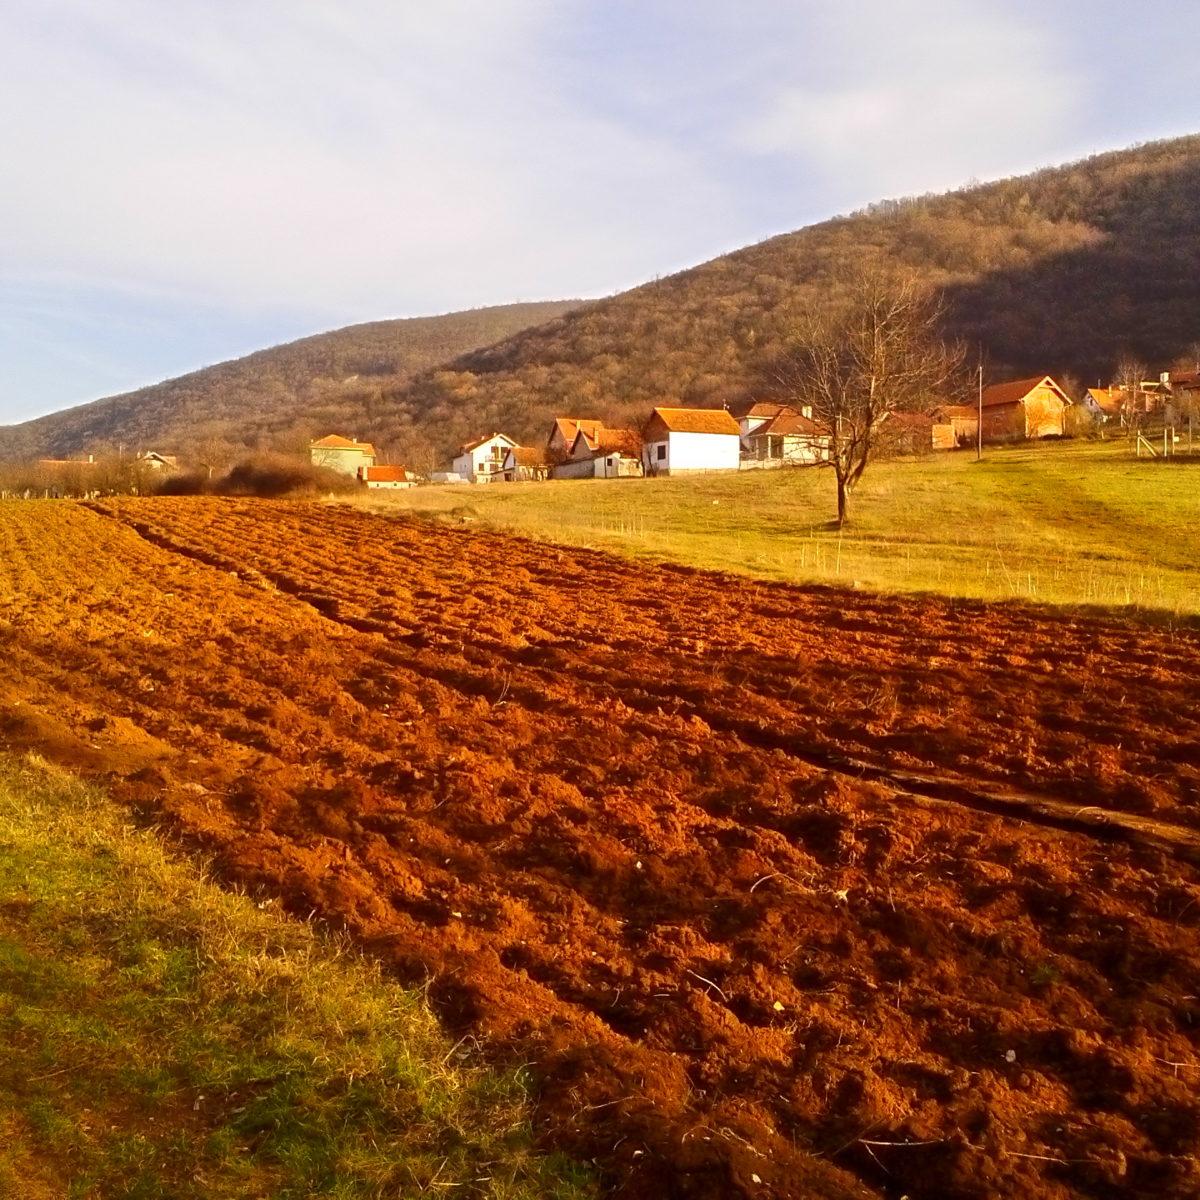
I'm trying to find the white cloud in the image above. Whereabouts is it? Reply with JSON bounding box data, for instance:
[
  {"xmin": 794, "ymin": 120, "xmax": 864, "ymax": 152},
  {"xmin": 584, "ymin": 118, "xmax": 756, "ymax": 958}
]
[
  {"xmin": 0, "ymin": 0, "xmax": 734, "ymax": 317},
  {"xmin": 739, "ymin": 0, "xmax": 1085, "ymax": 201}
]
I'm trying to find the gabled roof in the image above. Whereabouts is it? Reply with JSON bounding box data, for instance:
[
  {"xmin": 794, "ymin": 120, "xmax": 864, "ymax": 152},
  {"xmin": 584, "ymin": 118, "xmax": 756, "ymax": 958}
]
[
  {"xmin": 1086, "ymin": 387, "xmax": 1123, "ymax": 414},
  {"xmin": 461, "ymin": 432, "xmax": 519, "ymax": 453},
  {"xmin": 311, "ymin": 434, "xmax": 377, "ymax": 454},
  {"xmin": 507, "ymin": 446, "xmax": 549, "ymax": 467},
  {"xmin": 647, "ymin": 407, "xmax": 741, "ymax": 436},
  {"xmin": 932, "ymin": 404, "xmax": 979, "ymax": 421},
  {"xmin": 551, "ymin": 417, "xmax": 602, "ymax": 447},
  {"xmin": 750, "ymin": 409, "xmax": 821, "ymax": 437},
  {"xmin": 362, "ymin": 465, "xmax": 412, "ymax": 482},
  {"xmin": 728, "ymin": 399, "xmax": 790, "ymax": 421},
  {"xmin": 980, "ymin": 376, "xmax": 1070, "ymax": 410},
  {"xmin": 591, "ymin": 428, "xmax": 642, "ymax": 458}
]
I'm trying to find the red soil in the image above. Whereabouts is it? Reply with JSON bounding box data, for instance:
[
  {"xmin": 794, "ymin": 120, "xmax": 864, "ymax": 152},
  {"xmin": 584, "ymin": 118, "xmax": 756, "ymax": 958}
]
[{"xmin": 2, "ymin": 495, "xmax": 1200, "ymax": 1199}]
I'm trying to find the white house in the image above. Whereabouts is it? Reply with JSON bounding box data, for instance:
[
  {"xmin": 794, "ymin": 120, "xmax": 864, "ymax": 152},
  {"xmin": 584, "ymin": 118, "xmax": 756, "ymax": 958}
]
[
  {"xmin": 741, "ymin": 407, "xmax": 831, "ymax": 467},
  {"xmin": 641, "ymin": 407, "xmax": 741, "ymax": 476},
  {"xmin": 553, "ymin": 427, "xmax": 643, "ymax": 479},
  {"xmin": 310, "ymin": 434, "xmax": 378, "ymax": 477},
  {"xmin": 136, "ymin": 451, "xmax": 179, "ymax": 472},
  {"xmin": 452, "ymin": 433, "xmax": 520, "ymax": 483}
]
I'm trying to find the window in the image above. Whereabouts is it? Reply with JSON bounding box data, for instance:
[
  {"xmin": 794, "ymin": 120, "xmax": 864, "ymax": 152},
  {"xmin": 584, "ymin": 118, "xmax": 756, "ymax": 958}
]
[{"xmin": 656, "ymin": 444, "xmax": 666, "ymax": 461}]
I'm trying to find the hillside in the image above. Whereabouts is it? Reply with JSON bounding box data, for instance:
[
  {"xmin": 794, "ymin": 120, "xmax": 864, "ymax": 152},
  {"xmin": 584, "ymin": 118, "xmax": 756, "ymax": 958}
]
[
  {"xmin": 0, "ymin": 300, "xmax": 582, "ymax": 463},
  {"xmin": 7, "ymin": 134, "xmax": 1200, "ymax": 467},
  {"xmin": 382, "ymin": 133, "xmax": 1200, "ymax": 458}
]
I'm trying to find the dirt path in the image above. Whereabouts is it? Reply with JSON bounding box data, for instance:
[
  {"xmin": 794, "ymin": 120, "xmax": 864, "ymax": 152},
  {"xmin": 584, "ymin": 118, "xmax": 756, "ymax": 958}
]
[{"xmin": 2, "ymin": 496, "xmax": 1199, "ymax": 1199}]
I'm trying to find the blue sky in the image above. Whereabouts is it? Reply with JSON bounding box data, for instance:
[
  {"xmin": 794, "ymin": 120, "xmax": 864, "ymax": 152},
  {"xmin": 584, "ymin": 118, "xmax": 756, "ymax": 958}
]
[{"xmin": 2, "ymin": 0, "xmax": 1197, "ymax": 426}]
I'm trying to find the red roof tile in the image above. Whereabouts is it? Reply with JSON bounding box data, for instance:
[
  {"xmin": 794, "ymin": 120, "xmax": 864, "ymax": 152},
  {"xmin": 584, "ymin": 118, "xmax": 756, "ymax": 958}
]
[
  {"xmin": 461, "ymin": 432, "xmax": 518, "ymax": 453},
  {"xmin": 647, "ymin": 407, "xmax": 741, "ymax": 436},
  {"xmin": 753, "ymin": 409, "xmax": 821, "ymax": 437},
  {"xmin": 509, "ymin": 446, "xmax": 548, "ymax": 467},
  {"xmin": 551, "ymin": 418, "xmax": 602, "ymax": 447},
  {"xmin": 362, "ymin": 465, "xmax": 412, "ymax": 482},
  {"xmin": 311, "ymin": 434, "xmax": 376, "ymax": 453},
  {"xmin": 980, "ymin": 376, "xmax": 1069, "ymax": 410}
]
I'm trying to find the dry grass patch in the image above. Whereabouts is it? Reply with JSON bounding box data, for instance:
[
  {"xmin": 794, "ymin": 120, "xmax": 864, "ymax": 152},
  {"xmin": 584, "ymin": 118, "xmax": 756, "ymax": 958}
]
[
  {"xmin": 0, "ymin": 753, "xmax": 593, "ymax": 1200},
  {"xmin": 355, "ymin": 439, "xmax": 1200, "ymax": 614}
]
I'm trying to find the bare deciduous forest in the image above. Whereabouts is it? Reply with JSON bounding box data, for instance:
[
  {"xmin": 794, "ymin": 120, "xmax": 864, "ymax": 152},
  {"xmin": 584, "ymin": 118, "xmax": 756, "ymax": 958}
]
[{"xmin": 6, "ymin": 135, "xmax": 1200, "ymax": 466}]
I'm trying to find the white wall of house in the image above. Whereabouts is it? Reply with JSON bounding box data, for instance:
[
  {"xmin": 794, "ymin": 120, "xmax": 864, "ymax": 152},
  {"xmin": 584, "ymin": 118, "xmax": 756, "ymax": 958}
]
[
  {"xmin": 643, "ymin": 432, "xmax": 740, "ymax": 475},
  {"xmin": 552, "ymin": 457, "xmax": 597, "ymax": 480},
  {"xmin": 743, "ymin": 435, "xmax": 827, "ymax": 466},
  {"xmin": 737, "ymin": 416, "xmax": 771, "ymax": 449},
  {"xmin": 452, "ymin": 436, "xmax": 513, "ymax": 482},
  {"xmin": 311, "ymin": 447, "xmax": 375, "ymax": 476}
]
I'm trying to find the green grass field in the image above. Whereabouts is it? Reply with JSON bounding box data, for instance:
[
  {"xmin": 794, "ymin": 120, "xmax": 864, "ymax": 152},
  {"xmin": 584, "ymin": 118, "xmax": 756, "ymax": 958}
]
[
  {"xmin": 361, "ymin": 439, "xmax": 1200, "ymax": 615},
  {"xmin": 0, "ymin": 754, "xmax": 592, "ymax": 1200}
]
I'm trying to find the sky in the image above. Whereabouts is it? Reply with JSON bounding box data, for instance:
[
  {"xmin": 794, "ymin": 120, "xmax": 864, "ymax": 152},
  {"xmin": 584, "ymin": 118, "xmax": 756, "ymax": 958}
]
[{"xmin": 2, "ymin": 0, "xmax": 1198, "ymax": 426}]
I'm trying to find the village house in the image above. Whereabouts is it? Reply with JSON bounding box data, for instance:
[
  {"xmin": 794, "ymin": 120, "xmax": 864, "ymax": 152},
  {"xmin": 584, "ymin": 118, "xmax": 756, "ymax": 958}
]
[
  {"xmin": 501, "ymin": 446, "xmax": 550, "ymax": 482},
  {"xmin": 641, "ymin": 407, "xmax": 741, "ymax": 476},
  {"xmin": 979, "ymin": 376, "xmax": 1072, "ymax": 442},
  {"xmin": 452, "ymin": 433, "xmax": 519, "ymax": 483},
  {"xmin": 1159, "ymin": 370, "xmax": 1200, "ymax": 425},
  {"xmin": 734, "ymin": 402, "xmax": 831, "ymax": 466},
  {"xmin": 361, "ymin": 465, "xmax": 416, "ymax": 490},
  {"xmin": 553, "ymin": 426, "xmax": 643, "ymax": 479},
  {"xmin": 546, "ymin": 417, "xmax": 603, "ymax": 463},
  {"xmin": 309, "ymin": 435, "xmax": 378, "ymax": 477},
  {"xmin": 136, "ymin": 451, "xmax": 179, "ymax": 471}
]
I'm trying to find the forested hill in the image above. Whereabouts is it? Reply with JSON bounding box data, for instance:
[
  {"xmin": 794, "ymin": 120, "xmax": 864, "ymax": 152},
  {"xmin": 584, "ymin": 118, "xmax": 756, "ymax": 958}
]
[
  {"xmin": 7, "ymin": 135, "xmax": 1200, "ymax": 467},
  {"xmin": 378, "ymin": 133, "xmax": 1200, "ymax": 458},
  {"xmin": 0, "ymin": 300, "xmax": 583, "ymax": 462}
]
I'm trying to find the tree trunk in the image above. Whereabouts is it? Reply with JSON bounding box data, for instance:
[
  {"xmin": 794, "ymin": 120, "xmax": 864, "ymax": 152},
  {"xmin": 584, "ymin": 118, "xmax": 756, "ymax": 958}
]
[{"xmin": 835, "ymin": 472, "xmax": 848, "ymax": 527}]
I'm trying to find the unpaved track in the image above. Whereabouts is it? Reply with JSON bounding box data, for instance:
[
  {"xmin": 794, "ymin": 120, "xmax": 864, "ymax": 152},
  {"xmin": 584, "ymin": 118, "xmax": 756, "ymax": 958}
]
[{"xmin": 3, "ymin": 496, "xmax": 1200, "ymax": 1199}]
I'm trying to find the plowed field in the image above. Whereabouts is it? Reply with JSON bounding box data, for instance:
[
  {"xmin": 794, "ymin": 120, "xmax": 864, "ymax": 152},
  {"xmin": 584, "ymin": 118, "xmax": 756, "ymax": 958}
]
[{"xmin": 3, "ymin": 496, "xmax": 1200, "ymax": 1199}]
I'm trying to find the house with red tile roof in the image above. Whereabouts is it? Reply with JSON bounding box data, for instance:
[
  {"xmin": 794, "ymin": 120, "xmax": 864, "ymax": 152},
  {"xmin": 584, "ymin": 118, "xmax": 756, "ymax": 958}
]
[
  {"xmin": 501, "ymin": 445, "xmax": 551, "ymax": 482},
  {"xmin": 738, "ymin": 404, "xmax": 831, "ymax": 466},
  {"xmin": 309, "ymin": 434, "xmax": 378, "ymax": 477},
  {"xmin": 554, "ymin": 426, "xmax": 643, "ymax": 479},
  {"xmin": 361, "ymin": 465, "xmax": 416, "ymax": 489},
  {"xmin": 642, "ymin": 407, "xmax": 741, "ymax": 476},
  {"xmin": 979, "ymin": 376, "xmax": 1072, "ymax": 442},
  {"xmin": 546, "ymin": 417, "xmax": 603, "ymax": 462}
]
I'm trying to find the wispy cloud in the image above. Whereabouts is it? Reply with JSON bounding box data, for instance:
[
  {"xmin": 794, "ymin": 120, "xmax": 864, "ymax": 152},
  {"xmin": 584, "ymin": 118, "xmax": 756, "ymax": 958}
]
[
  {"xmin": 0, "ymin": 0, "xmax": 1195, "ymax": 422},
  {"xmin": 738, "ymin": 0, "xmax": 1084, "ymax": 202},
  {"xmin": 0, "ymin": 0, "xmax": 734, "ymax": 318}
]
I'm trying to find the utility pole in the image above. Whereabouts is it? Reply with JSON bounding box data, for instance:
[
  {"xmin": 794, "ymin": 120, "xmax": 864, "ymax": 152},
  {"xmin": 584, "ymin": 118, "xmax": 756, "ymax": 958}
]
[{"xmin": 976, "ymin": 358, "xmax": 983, "ymax": 462}]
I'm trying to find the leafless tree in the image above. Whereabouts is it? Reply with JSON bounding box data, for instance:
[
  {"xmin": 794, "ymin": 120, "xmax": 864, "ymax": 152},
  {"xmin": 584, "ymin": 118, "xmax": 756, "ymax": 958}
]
[
  {"xmin": 764, "ymin": 268, "xmax": 964, "ymax": 527},
  {"xmin": 1114, "ymin": 355, "xmax": 1147, "ymax": 432}
]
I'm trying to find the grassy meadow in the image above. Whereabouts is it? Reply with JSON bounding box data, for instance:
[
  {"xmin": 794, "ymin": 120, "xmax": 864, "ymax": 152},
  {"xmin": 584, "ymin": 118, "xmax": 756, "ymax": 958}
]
[
  {"xmin": 0, "ymin": 753, "xmax": 592, "ymax": 1200},
  {"xmin": 360, "ymin": 439, "xmax": 1200, "ymax": 615}
]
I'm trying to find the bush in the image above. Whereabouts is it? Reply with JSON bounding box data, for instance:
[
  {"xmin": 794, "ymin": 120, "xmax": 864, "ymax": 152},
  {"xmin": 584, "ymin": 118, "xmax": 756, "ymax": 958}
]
[{"xmin": 151, "ymin": 457, "xmax": 362, "ymax": 499}]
